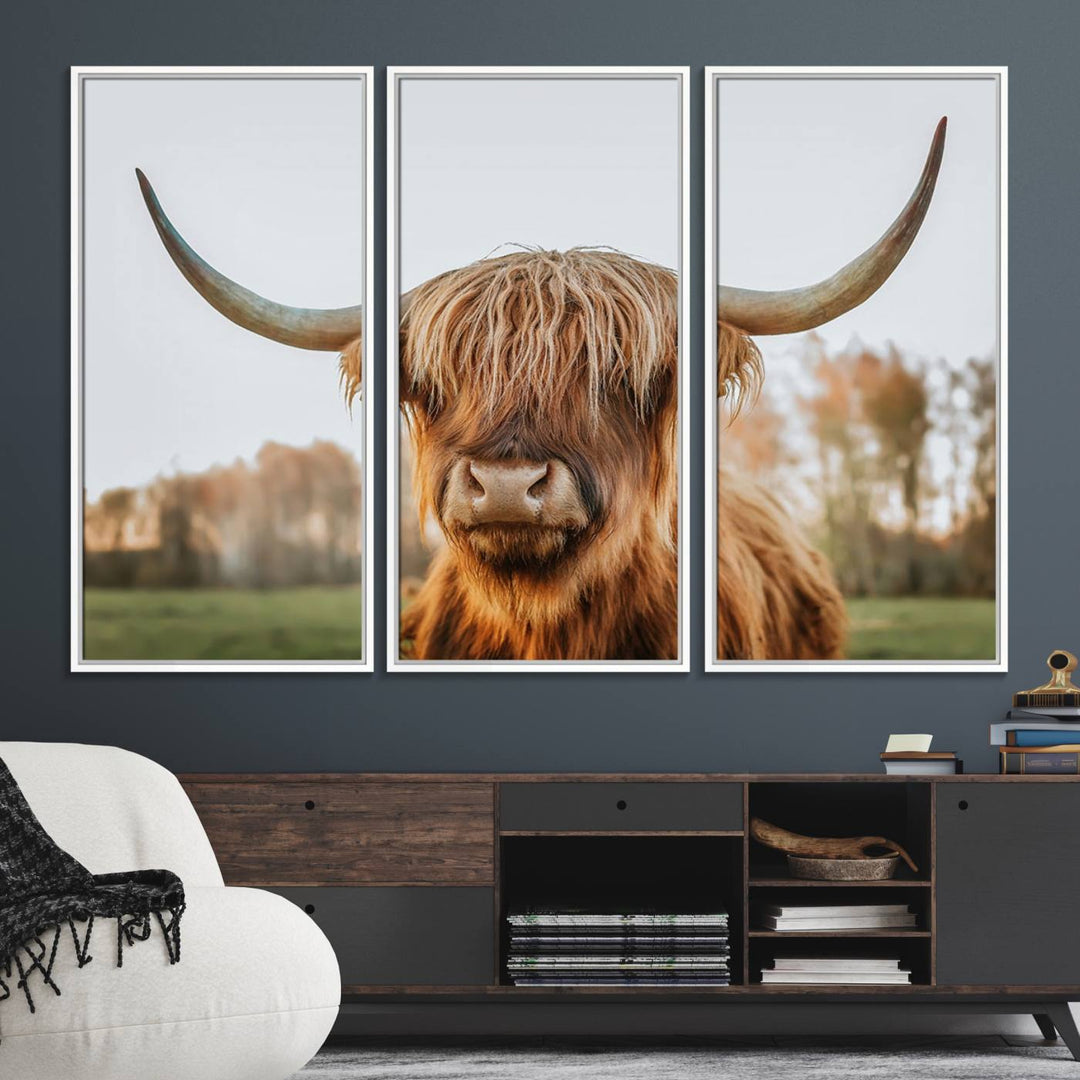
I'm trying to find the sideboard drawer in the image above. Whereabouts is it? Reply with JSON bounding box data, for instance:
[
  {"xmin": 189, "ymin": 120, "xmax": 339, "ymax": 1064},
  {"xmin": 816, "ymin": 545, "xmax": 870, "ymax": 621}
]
[
  {"xmin": 272, "ymin": 886, "xmax": 495, "ymax": 987},
  {"xmin": 499, "ymin": 782, "xmax": 743, "ymax": 832},
  {"xmin": 183, "ymin": 781, "xmax": 494, "ymax": 885}
]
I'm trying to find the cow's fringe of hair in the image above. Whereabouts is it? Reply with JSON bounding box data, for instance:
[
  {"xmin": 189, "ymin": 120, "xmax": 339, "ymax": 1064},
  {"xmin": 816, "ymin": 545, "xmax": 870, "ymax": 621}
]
[
  {"xmin": 716, "ymin": 468, "xmax": 847, "ymax": 660},
  {"xmin": 338, "ymin": 337, "xmax": 363, "ymax": 410},
  {"xmin": 400, "ymin": 248, "xmax": 678, "ymax": 422},
  {"xmin": 717, "ymin": 320, "xmax": 763, "ymax": 419}
]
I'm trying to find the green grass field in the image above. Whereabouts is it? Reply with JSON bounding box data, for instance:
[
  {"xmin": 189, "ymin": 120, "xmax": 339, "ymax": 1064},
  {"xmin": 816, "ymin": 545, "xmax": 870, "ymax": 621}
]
[
  {"xmin": 83, "ymin": 586, "xmax": 363, "ymax": 661},
  {"xmin": 84, "ymin": 587, "xmax": 992, "ymax": 663},
  {"xmin": 845, "ymin": 596, "xmax": 996, "ymax": 661}
]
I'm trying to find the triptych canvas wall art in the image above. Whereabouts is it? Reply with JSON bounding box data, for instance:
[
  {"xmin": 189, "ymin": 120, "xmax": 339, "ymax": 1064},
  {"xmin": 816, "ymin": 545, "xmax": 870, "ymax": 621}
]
[
  {"xmin": 71, "ymin": 66, "xmax": 1005, "ymax": 674},
  {"xmin": 706, "ymin": 68, "xmax": 1005, "ymax": 672},
  {"xmin": 388, "ymin": 69, "xmax": 690, "ymax": 671},
  {"xmin": 72, "ymin": 68, "xmax": 374, "ymax": 671}
]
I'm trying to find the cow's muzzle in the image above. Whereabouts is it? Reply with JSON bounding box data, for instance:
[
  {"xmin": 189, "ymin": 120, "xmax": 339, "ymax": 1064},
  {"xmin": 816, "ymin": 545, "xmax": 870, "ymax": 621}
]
[{"xmin": 443, "ymin": 457, "xmax": 589, "ymax": 533}]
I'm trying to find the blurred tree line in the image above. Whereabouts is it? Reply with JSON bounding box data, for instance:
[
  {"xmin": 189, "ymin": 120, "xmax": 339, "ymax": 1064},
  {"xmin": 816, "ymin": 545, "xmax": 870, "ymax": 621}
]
[
  {"xmin": 84, "ymin": 441, "xmax": 362, "ymax": 589},
  {"xmin": 722, "ymin": 335, "xmax": 996, "ymax": 599}
]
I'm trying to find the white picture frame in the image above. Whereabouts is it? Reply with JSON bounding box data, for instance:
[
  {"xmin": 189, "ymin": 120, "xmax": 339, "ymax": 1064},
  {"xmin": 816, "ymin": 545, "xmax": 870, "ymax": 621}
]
[
  {"xmin": 387, "ymin": 67, "xmax": 691, "ymax": 672},
  {"xmin": 71, "ymin": 66, "xmax": 375, "ymax": 672},
  {"xmin": 705, "ymin": 66, "xmax": 1008, "ymax": 673}
]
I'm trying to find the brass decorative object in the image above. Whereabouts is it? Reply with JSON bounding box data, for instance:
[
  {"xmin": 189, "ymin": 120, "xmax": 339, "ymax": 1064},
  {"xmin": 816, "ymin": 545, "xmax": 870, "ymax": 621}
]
[
  {"xmin": 750, "ymin": 817, "xmax": 919, "ymax": 874},
  {"xmin": 1013, "ymin": 650, "xmax": 1080, "ymax": 708}
]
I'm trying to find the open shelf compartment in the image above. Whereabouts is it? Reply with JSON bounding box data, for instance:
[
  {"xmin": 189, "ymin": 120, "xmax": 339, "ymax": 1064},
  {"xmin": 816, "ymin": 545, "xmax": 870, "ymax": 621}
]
[
  {"xmin": 748, "ymin": 883, "xmax": 932, "ymax": 935},
  {"xmin": 748, "ymin": 934, "xmax": 932, "ymax": 987},
  {"xmin": 499, "ymin": 835, "xmax": 744, "ymax": 987},
  {"xmin": 744, "ymin": 781, "xmax": 934, "ymax": 989},
  {"xmin": 747, "ymin": 781, "xmax": 932, "ymax": 885}
]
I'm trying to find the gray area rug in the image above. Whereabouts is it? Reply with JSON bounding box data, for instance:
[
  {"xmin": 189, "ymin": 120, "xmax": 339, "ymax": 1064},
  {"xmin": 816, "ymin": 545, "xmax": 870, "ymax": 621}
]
[{"xmin": 295, "ymin": 1041, "xmax": 1076, "ymax": 1078}]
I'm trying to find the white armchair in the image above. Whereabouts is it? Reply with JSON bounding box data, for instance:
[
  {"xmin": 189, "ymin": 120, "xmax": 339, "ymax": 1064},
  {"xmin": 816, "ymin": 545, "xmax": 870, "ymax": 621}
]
[{"xmin": 0, "ymin": 742, "xmax": 339, "ymax": 1080}]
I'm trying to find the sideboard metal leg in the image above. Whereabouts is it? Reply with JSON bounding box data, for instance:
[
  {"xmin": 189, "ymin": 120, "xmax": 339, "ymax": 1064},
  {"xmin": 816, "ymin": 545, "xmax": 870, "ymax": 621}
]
[
  {"xmin": 1034, "ymin": 1013, "xmax": 1058, "ymax": 1041},
  {"xmin": 1046, "ymin": 1004, "xmax": 1080, "ymax": 1061}
]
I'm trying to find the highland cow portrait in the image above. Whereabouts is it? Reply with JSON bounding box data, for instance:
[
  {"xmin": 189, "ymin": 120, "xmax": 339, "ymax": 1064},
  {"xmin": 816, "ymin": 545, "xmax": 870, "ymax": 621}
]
[
  {"xmin": 390, "ymin": 71, "xmax": 689, "ymax": 669},
  {"xmin": 707, "ymin": 70, "xmax": 1004, "ymax": 670},
  {"xmin": 72, "ymin": 69, "xmax": 373, "ymax": 670}
]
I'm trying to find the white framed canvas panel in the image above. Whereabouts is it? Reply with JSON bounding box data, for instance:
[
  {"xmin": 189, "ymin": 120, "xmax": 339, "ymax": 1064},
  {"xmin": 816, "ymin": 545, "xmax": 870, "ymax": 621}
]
[
  {"xmin": 71, "ymin": 67, "xmax": 375, "ymax": 672},
  {"xmin": 388, "ymin": 67, "xmax": 690, "ymax": 672},
  {"xmin": 705, "ymin": 67, "xmax": 1007, "ymax": 672}
]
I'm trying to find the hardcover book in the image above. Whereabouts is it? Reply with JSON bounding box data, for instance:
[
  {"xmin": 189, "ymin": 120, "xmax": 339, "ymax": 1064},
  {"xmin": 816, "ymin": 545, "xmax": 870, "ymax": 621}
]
[
  {"xmin": 1000, "ymin": 749, "xmax": 1080, "ymax": 774},
  {"xmin": 1009, "ymin": 730, "xmax": 1080, "ymax": 747},
  {"xmin": 990, "ymin": 717, "xmax": 1080, "ymax": 745}
]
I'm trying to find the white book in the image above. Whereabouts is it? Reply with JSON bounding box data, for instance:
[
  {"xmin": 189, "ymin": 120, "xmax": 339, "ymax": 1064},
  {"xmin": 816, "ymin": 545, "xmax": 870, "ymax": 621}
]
[
  {"xmin": 761, "ymin": 914, "xmax": 917, "ymax": 931},
  {"xmin": 884, "ymin": 760, "xmax": 957, "ymax": 775},
  {"xmin": 763, "ymin": 904, "xmax": 910, "ymax": 919},
  {"xmin": 770, "ymin": 957, "xmax": 902, "ymax": 972},
  {"xmin": 761, "ymin": 970, "xmax": 912, "ymax": 984}
]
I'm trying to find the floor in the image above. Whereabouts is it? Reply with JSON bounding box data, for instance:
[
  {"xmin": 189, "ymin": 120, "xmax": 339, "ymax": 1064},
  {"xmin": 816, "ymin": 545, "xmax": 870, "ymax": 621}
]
[{"xmin": 294, "ymin": 1036, "xmax": 1077, "ymax": 1078}]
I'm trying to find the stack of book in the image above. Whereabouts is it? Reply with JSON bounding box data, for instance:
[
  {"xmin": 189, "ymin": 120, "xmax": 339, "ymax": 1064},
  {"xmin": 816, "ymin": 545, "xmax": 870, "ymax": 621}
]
[
  {"xmin": 505, "ymin": 908, "xmax": 730, "ymax": 986},
  {"xmin": 761, "ymin": 956, "xmax": 912, "ymax": 985},
  {"xmin": 992, "ymin": 708, "xmax": 1080, "ymax": 774},
  {"xmin": 879, "ymin": 734, "xmax": 961, "ymax": 774},
  {"xmin": 880, "ymin": 751, "xmax": 961, "ymax": 775},
  {"xmin": 758, "ymin": 902, "xmax": 917, "ymax": 932}
]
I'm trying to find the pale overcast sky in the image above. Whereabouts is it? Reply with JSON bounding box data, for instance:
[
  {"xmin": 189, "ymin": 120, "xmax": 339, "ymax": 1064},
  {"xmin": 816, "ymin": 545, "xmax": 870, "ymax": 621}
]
[
  {"xmin": 716, "ymin": 75, "xmax": 1000, "ymax": 535},
  {"xmin": 716, "ymin": 75, "xmax": 999, "ymax": 362},
  {"xmin": 399, "ymin": 76, "xmax": 681, "ymax": 288},
  {"xmin": 82, "ymin": 75, "xmax": 366, "ymax": 501}
]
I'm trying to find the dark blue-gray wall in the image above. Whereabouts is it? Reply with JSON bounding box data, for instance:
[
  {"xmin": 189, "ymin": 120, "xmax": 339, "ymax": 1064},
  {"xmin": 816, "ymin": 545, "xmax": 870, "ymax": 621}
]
[{"xmin": 4, "ymin": 1, "xmax": 1074, "ymax": 775}]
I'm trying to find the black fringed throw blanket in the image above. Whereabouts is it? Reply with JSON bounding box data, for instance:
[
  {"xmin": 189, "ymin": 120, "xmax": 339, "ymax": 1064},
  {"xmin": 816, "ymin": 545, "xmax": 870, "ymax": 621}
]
[{"xmin": 0, "ymin": 756, "xmax": 185, "ymax": 1028}]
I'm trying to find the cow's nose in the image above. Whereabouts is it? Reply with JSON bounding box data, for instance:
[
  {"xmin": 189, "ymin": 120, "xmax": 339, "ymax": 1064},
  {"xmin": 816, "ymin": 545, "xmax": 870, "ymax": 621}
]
[
  {"xmin": 467, "ymin": 459, "xmax": 550, "ymax": 523},
  {"xmin": 443, "ymin": 457, "xmax": 589, "ymax": 530}
]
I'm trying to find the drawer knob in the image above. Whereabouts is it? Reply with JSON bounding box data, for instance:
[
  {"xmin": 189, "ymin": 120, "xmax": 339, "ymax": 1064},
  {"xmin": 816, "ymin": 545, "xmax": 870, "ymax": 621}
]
[
  {"xmin": 616, "ymin": 800, "xmax": 628, "ymax": 811},
  {"xmin": 304, "ymin": 904, "xmax": 316, "ymax": 915},
  {"xmin": 958, "ymin": 800, "xmax": 969, "ymax": 811},
  {"xmin": 304, "ymin": 800, "xmax": 316, "ymax": 811}
]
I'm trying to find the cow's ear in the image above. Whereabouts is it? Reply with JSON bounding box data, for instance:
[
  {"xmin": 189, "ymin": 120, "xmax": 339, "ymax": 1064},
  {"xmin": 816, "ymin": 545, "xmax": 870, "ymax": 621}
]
[
  {"xmin": 338, "ymin": 336, "xmax": 363, "ymax": 409},
  {"xmin": 717, "ymin": 321, "xmax": 762, "ymax": 414}
]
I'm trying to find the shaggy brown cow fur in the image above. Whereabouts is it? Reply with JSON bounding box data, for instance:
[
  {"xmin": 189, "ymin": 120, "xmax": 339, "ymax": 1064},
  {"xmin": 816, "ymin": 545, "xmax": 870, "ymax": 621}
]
[
  {"xmin": 388, "ymin": 256, "xmax": 847, "ymax": 663},
  {"xmin": 396, "ymin": 249, "xmax": 679, "ymax": 661},
  {"xmin": 716, "ymin": 321, "xmax": 847, "ymax": 659},
  {"xmin": 716, "ymin": 469, "xmax": 847, "ymax": 661}
]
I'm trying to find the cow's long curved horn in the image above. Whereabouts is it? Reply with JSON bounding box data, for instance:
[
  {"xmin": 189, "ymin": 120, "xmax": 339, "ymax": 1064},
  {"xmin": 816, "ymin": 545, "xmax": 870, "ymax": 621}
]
[
  {"xmin": 135, "ymin": 169, "xmax": 364, "ymax": 352},
  {"xmin": 718, "ymin": 117, "xmax": 947, "ymax": 336}
]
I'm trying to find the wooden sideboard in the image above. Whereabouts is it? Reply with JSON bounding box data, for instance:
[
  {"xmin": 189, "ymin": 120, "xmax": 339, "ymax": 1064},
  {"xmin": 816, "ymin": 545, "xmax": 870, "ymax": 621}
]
[{"xmin": 179, "ymin": 772, "xmax": 1080, "ymax": 1055}]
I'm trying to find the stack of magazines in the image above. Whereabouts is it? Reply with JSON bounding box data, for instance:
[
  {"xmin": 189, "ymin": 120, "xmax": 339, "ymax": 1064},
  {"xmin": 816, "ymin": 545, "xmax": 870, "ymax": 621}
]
[
  {"xmin": 761, "ymin": 956, "xmax": 911, "ymax": 985},
  {"xmin": 505, "ymin": 908, "xmax": 730, "ymax": 986}
]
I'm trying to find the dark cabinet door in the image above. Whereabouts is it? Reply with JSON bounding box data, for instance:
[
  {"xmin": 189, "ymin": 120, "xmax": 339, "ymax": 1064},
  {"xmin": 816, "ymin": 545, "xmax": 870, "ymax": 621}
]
[
  {"xmin": 273, "ymin": 886, "xmax": 494, "ymax": 986},
  {"xmin": 500, "ymin": 782, "xmax": 743, "ymax": 832},
  {"xmin": 936, "ymin": 783, "xmax": 1080, "ymax": 986}
]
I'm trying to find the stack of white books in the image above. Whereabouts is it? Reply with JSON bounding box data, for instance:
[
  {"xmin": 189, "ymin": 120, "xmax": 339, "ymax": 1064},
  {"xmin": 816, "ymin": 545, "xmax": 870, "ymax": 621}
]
[
  {"xmin": 762, "ymin": 957, "xmax": 912, "ymax": 985},
  {"xmin": 759, "ymin": 903, "xmax": 917, "ymax": 931}
]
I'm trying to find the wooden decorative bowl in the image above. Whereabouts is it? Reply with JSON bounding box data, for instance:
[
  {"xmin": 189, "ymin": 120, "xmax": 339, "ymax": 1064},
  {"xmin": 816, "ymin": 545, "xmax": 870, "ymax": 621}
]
[{"xmin": 786, "ymin": 852, "xmax": 900, "ymax": 881}]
